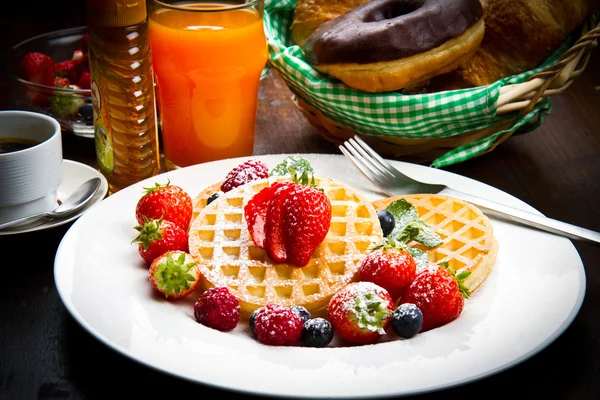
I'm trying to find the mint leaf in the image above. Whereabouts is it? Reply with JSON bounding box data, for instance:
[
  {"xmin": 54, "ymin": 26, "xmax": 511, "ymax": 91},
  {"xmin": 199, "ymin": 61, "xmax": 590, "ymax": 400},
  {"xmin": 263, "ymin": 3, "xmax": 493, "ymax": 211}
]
[
  {"xmin": 386, "ymin": 199, "xmax": 418, "ymax": 239},
  {"xmin": 385, "ymin": 199, "xmax": 442, "ymax": 248},
  {"xmin": 411, "ymin": 220, "xmax": 443, "ymax": 247},
  {"xmin": 406, "ymin": 247, "xmax": 428, "ymax": 270},
  {"xmin": 395, "ymin": 221, "xmax": 421, "ymax": 243},
  {"xmin": 270, "ymin": 156, "xmax": 314, "ymax": 179}
]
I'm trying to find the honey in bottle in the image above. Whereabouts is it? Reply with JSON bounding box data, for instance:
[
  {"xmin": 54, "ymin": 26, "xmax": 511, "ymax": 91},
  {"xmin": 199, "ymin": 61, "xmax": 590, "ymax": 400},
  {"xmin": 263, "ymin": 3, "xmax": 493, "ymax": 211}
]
[{"xmin": 86, "ymin": 0, "xmax": 161, "ymax": 195}]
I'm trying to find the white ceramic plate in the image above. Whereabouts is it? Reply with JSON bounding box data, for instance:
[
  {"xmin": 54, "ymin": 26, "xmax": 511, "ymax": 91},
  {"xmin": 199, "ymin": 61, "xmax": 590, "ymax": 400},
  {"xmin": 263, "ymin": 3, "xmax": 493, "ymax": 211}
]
[
  {"xmin": 0, "ymin": 159, "xmax": 108, "ymax": 235},
  {"xmin": 54, "ymin": 154, "xmax": 586, "ymax": 398}
]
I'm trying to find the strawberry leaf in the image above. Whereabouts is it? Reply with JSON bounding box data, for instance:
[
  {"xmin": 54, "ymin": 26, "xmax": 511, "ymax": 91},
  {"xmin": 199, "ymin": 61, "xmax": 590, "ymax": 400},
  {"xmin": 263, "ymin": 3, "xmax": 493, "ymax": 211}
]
[{"xmin": 438, "ymin": 261, "xmax": 471, "ymax": 299}]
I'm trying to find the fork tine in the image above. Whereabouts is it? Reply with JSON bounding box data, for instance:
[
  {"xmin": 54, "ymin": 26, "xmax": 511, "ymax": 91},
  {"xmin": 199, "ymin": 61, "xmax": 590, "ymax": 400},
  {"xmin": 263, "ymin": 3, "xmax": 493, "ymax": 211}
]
[
  {"xmin": 347, "ymin": 138, "xmax": 396, "ymax": 181},
  {"xmin": 353, "ymin": 136, "xmax": 403, "ymax": 177},
  {"xmin": 339, "ymin": 144, "xmax": 394, "ymax": 195}
]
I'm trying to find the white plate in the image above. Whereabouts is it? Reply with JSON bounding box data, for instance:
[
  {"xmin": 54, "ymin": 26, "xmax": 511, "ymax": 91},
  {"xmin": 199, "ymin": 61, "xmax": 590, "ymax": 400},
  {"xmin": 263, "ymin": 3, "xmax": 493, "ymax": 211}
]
[
  {"xmin": 0, "ymin": 159, "xmax": 108, "ymax": 235},
  {"xmin": 53, "ymin": 154, "xmax": 586, "ymax": 398}
]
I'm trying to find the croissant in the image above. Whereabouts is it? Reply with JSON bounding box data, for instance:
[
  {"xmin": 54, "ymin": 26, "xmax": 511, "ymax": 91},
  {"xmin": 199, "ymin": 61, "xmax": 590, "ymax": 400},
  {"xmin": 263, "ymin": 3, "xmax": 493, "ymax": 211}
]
[{"xmin": 455, "ymin": 0, "xmax": 600, "ymax": 86}]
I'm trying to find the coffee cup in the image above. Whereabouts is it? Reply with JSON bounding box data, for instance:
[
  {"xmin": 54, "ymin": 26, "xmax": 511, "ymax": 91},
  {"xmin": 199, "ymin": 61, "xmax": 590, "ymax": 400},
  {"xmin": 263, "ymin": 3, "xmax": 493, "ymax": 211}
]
[{"xmin": 0, "ymin": 110, "xmax": 63, "ymax": 224}]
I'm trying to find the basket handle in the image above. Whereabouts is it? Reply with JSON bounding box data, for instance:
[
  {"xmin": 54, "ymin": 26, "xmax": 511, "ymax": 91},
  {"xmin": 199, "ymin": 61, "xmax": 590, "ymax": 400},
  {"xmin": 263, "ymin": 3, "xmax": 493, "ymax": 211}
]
[{"xmin": 496, "ymin": 17, "xmax": 599, "ymax": 116}]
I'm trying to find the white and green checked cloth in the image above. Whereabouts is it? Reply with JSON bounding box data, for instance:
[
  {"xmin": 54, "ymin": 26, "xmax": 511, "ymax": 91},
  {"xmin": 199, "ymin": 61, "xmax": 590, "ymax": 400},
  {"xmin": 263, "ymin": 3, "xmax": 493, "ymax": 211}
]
[{"xmin": 263, "ymin": 0, "xmax": 577, "ymax": 168}]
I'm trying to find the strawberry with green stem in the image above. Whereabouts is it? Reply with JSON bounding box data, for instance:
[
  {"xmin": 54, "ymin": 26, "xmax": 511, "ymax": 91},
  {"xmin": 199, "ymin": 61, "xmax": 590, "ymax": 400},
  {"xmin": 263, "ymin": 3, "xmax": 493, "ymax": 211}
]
[
  {"xmin": 149, "ymin": 251, "xmax": 200, "ymax": 300},
  {"xmin": 328, "ymin": 281, "xmax": 394, "ymax": 345},
  {"xmin": 400, "ymin": 261, "xmax": 470, "ymax": 332},
  {"xmin": 135, "ymin": 180, "xmax": 193, "ymax": 232},
  {"xmin": 132, "ymin": 216, "xmax": 188, "ymax": 264},
  {"xmin": 359, "ymin": 237, "xmax": 417, "ymax": 301}
]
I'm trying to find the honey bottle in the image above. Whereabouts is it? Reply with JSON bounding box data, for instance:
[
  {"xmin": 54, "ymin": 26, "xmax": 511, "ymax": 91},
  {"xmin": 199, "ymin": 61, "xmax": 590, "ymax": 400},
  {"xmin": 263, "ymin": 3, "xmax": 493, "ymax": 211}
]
[{"xmin": 86, "ymin": 0, "xmax": 161, "ymax": 194}]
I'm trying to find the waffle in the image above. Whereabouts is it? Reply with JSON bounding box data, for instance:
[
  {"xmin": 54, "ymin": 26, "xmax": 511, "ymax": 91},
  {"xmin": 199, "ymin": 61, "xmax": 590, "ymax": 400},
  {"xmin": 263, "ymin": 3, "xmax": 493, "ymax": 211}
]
[
  {"xmin": 371, "ymin": 194, "xmax": 498, "ymax": 293},
  {"xmin": 191, "ymin": 181, "xmax": 223, "ymax": 223},
  {"xmin": 188, "ymin": 176, "xmax": 384, "ymax": 318}
]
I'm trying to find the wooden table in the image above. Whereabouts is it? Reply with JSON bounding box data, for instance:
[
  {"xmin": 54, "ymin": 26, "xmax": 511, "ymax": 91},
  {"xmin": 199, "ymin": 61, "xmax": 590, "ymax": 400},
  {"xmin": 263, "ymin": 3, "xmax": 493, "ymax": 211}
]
[{"xmin": 1, "ymin": 3, "xmax": 600, "ymax": 399}]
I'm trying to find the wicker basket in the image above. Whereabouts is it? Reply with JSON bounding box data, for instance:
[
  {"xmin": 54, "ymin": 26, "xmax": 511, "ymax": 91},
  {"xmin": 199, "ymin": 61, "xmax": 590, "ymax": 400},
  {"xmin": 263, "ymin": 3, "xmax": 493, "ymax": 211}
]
[{"xmin": 265, "ymin": 1, "xmax": 599, "ymax": 167}]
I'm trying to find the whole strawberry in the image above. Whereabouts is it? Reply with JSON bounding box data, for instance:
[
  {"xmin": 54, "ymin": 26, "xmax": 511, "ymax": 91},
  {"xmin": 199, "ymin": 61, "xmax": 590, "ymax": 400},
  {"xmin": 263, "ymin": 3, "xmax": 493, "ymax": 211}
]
[
  {"xmin": 55, "ymin": 60, "xmax": 81, "ymax": 83},
  {"xmin": 149, "ymin": 251, "xmax": 200, "ymax": 300},
  {"xmin": 135, "ymin": 180, "xmax": 193, "ymax": 232},
  {"xmin": 20, "ymin": 52, "xmax": 55, "ymax": 86},
  {"xmin": 358, "ymin": 238, "xmax": 417, "ymax": 300},
  {"xmin": 194, "ymin": 286, "xmax": 240, "ymax": 332},
  {"xmin": 221, "ymin": 159, "xmax": 269, "ymax": 193},
  {"xmin": 132, "ymin": 217, "xmax": 189, "ymax": 263},
  {"xmin": 400, "ymin": 263, "xmax": 470, "ymax": 332},
  {"xmin": 253, "ymin": 304, "xmax": 303, "ymax": 346},
  {"xmin": 328, "ymin": 281, "xmax": 394, "ymax": 345}
]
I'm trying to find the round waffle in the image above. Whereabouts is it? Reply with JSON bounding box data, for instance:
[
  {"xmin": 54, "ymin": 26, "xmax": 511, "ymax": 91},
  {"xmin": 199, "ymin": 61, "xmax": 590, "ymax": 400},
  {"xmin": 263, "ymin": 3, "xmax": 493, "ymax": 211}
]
[
  {"xmin": 188, "ymin": 176, "xmax": 384, "ymax": 318},
  {"xmin": 371, "ymin": 194, "xmax": 498, "ymax": 293}
]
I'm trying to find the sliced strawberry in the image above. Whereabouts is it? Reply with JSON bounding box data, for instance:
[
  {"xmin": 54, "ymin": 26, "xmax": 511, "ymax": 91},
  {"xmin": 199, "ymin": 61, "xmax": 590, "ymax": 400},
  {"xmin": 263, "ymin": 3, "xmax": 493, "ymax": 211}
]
[
  {"xmin": 264, "ymin": 182, "xmax": 296, "ymax": 262},
  {"xmin": 282, "ymin": 184, "xmax": 331, "ymax": 267},
  {"xmin": 244, "ymin": 185, "xmax": 275, "ymax": 249},
  {"xmin": 245, "ymin": 181, "xmax": 294, "ymax": 250}
]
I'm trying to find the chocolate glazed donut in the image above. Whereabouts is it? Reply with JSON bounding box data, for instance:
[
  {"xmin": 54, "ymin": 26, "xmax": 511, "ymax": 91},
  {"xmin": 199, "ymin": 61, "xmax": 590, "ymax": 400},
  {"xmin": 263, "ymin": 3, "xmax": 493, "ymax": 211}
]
[{"xmin": 304, "ymin": 0, "xmax": 485, "ymax": 92}]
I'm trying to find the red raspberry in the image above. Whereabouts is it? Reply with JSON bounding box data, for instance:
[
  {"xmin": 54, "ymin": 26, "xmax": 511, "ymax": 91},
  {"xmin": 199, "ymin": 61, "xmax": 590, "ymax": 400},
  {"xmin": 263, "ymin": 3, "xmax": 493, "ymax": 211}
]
[
  {"xmin": 194, "ymin": 286, "xmax": 240, "ymax": 331},
  {"xmin": 221, "ymin": 159, "xmax": 269, "ymax": 193},
  {"xmin": 253, "ymin": 304, "xmax": 303, "ymax": 346}
]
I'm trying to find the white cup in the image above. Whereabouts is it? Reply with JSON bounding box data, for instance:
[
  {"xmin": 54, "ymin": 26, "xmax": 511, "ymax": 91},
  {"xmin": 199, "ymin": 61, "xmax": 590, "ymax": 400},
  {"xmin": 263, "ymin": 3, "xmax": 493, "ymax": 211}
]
[{"xmin": 0, "ymin": 110, "xmax": 63, "ymax": 224}]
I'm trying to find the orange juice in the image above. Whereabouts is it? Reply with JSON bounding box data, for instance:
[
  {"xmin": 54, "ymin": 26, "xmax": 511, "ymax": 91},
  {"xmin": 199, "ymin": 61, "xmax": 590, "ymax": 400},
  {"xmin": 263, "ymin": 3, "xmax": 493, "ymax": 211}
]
[{"xmin": 148, "ymin": 2, "xmax": 268, "ymax": 169}]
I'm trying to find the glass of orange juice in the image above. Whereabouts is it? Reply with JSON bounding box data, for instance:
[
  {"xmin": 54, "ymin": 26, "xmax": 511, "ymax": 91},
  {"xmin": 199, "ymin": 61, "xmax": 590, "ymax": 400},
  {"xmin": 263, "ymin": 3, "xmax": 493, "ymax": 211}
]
[{"xmin": 148, "ymin": 0, "xmax": 268, "ymax": 169}]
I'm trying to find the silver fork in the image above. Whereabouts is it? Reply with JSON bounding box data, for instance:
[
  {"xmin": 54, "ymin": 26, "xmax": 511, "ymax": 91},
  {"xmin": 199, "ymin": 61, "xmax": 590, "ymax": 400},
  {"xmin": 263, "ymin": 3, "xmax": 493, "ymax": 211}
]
[{"xmin": 340, "ymin": 136, "xmax": 600, "ymax": 244}]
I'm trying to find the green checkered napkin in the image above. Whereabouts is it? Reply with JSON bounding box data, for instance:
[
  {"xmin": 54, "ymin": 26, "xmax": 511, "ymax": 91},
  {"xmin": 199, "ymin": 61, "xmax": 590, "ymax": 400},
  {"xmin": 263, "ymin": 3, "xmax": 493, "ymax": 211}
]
[{"xmin": 263, "ymin": 0, "xmax": 573, "ymax": 168}]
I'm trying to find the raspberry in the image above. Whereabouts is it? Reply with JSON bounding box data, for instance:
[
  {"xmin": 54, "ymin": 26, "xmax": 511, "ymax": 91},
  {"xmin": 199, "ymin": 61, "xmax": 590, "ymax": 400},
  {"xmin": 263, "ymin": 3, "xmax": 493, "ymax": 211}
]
[
  {"xmin": 253, "ymin": 304, "xmax": 303, "ymax": 346},
  {"xmin": 221, "ymin": 159, "xmax": 269, "ymax": 193},
  {"xmin": 194, "ymin": 286, "xmax": 240, "ymax": 331}
]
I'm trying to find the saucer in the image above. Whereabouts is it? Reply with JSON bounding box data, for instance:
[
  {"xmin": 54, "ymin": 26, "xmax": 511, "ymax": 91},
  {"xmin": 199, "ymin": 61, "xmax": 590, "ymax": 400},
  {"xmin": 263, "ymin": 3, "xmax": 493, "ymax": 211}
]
[{"xmin": 0, "ymin": 159, "xmax": 108, "ymax": 235}]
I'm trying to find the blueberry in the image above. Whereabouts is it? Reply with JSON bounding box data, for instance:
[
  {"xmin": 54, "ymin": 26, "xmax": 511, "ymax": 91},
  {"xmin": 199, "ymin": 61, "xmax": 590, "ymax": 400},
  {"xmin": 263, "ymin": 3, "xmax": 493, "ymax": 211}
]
[
  {"xmin": 377, "ymin": 210, "xmax": 395, "ymax": 237},
  {"xmin": 77, "ymin": 103, "xmax": 93, "ymax": 121},
  {"xmin": 207, "ymin": 192, "xmax": 220, "ymax": 205},
  {"xmin": 249, "ymin": 309, "xmax": 259, "ymax": 336},
  {"xmin": 301, "ymin": 318, "xmax": 333, "ymax": 347},
  {"xmin": 290, "ymin": 305, "xmax": 311, "ymax": 323},
  {"xmin": 391, "ymin": 303, "xmax": 423, "ymax": 339}
]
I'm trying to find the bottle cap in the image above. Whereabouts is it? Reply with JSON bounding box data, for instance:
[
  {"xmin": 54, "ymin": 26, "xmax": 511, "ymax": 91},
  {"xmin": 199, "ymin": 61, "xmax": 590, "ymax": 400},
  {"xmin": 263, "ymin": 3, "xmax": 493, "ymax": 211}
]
[{"xmin": 86, "ymin": 0, "xmax": 147, "ymax": 28}]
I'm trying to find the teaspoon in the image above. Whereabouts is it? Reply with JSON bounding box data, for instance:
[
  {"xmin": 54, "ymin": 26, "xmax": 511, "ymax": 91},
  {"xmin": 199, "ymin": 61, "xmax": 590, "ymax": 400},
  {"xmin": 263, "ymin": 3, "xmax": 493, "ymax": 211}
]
[{"xmin": 0, "ymin": 177, "xmax": 102, "ymax": 230}]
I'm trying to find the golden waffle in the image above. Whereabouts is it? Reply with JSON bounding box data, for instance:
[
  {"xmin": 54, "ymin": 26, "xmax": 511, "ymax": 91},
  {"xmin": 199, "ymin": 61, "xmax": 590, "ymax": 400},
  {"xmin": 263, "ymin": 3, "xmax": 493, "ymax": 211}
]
[
  {"xmin": 191, "ymin": 181, "xmax": 223, "ymax": 223},
  {"xmin": 188, "ymin": 176, "xmax": 384, "ymax": 318},
  {"xmin": 371, "ymin": 194, "xmax": 498, "ymax": 293}
]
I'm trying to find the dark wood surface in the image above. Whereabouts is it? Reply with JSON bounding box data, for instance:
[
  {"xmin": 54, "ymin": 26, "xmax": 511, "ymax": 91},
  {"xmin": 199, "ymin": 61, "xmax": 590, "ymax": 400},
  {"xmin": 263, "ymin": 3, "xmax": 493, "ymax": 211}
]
[{"xmin": 1, "ymin": 3, "xmax": 600, "ymax": 399}]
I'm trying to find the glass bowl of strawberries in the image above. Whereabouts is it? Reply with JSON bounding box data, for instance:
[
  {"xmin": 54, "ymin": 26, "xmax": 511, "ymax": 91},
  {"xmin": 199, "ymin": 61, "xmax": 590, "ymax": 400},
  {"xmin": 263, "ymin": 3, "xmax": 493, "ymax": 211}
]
[{"xmin": 4, "ymin": 26, "xmax": 93, "ymax": 138}]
